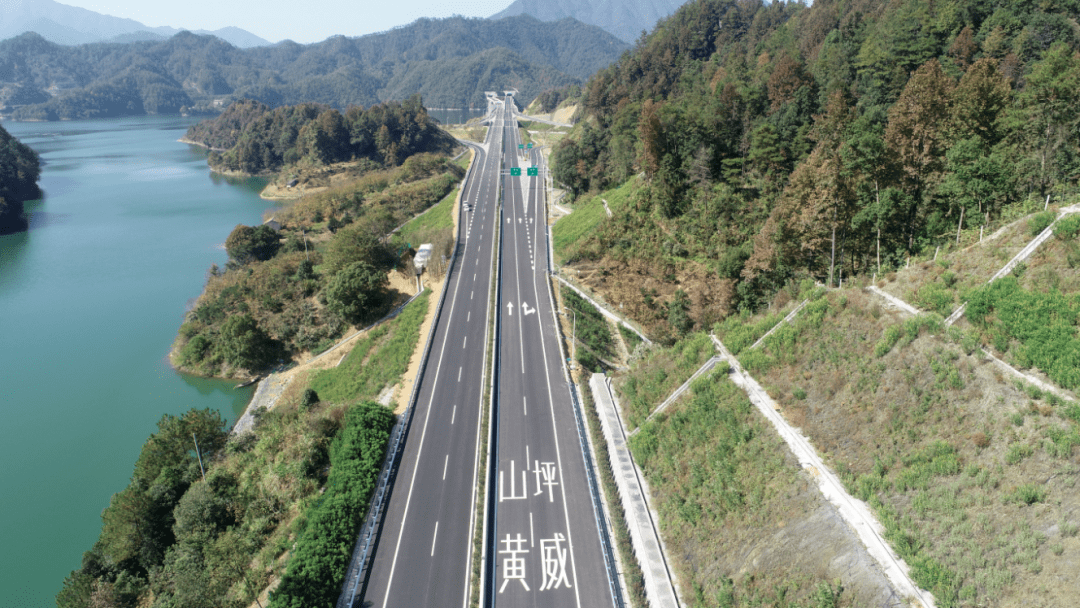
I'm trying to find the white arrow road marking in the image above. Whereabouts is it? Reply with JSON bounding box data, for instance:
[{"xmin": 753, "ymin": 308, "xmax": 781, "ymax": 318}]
[
  {"xmin": 507, "ymin": 302, "xmax": 514, "ymax": 316},
  {"xmin": 522, "ymin": 302, "xmax": 535, "ymax": 315}
]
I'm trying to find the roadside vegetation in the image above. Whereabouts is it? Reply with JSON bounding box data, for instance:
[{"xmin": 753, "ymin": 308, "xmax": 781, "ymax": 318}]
[
  {"xmin": 310, "ymin": 291, "xmax": 430, "ymax": 404},
  {"xmin": 268, "ymin": 403, "xmax": 394, "ymax": 608},
  {"xmin": 55, "ymin": 400, "xmax": 390, "ymax": 608},
  {"xmin": 544, "ymin": 0, "xmax": 1080, "ymax": 345},
  {"xmin": 171, "ymin": 152, "xmax": 462, "ymax": 379},
  {"xmin": 614, "ymin": 331, "xmax": 714, "ymax": 429},
  {"xmin": 561, "ymin": 289, "xmax": 616, "ymax": 371},
  {"xmin": 628, "ymin": 371, "xmax": 876, "ymax": 607},
  {"xmin": 725, "ymin": 288, "xmax": 1080, "ymax": 607}
]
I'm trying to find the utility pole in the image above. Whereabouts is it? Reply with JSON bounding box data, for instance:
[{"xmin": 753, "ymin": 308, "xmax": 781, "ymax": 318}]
[
  {"xmin": 562, "ymin": 308, "xmax": 577, "ymax": 370},
  {"xmin": 192, "ymin": 432, "xmax": 205, "ymax": 482}
]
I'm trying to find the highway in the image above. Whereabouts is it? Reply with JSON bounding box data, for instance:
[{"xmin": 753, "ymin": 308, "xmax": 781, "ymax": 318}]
[
  {"xmin": 486, "ymin": 102, "xmax": 617, "ymax": 607},
  {"xmin": 356, "ymin": 98, "xmax": 617, "ymax": 608},
  {"xmin": 358, "ymin": 100, "xmax": 505, "ymax": 607}
]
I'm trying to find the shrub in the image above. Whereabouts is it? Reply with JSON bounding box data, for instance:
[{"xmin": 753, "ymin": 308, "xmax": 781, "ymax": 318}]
[
  {"xmin": 916, "ymin": 282, "xmax": 954, "ymax": 315},
  {"xmin": 793, "ymin": 387, "xmax": 807, "ymax": 400},
  {"xmin": 1005, "ymin": 443, "xmax": 1033, "ymax": 465},
  {"xmin": 270, "ymin": 403, "xmax": 394, "ymax": 608},
  {"xmin": 325, "ymin": 260, "xmax": 390, "ymax": 325},
  {"xmin": 1006, "ymin": 484, "xmax": 1046, "ymax": 505},
  {"xmin": 1053, "ymin": 214, "xmax": 1080, "ymax": 240},
  {"xmin": 1029, "ymin": 210, "xmax": 1055, "ymax": 236},
  {"xmin": 225, "ymin": 224, "xmax": 281, "ymax": 265},
  {"xmin": 875, "ymin": 324, "xmax": 904, "ymax": 357},
  {"xmin": 971, "ymin": 432, "xmax": 990, "ymax": 448}
]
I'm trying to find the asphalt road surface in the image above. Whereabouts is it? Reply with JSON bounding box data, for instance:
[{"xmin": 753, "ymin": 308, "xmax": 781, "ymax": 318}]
[
  {"xmin": 360, "ymin": 100, "xmax": 505, "ymax": 608},
  {"xmin": 359, "ymin": 98, "xmax": 616, "ymax": 608},
  {"xmin": 487, "ymin": 102, "xmax": 617, "ymax": 608}
]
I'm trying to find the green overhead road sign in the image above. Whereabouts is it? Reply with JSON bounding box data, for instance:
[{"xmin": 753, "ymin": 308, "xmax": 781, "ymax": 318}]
[
  {"xmin": 518, "ymin": 144, "xmax": 524, "ymax": 149},
  {"xmin": 510, "ymin": 167, "xmax": 522, "ymax": 176},
  {"xmin": 527, "ymin": 167, "xmax": 538, "ymax": 176},
  {"xmin": 526, "ymin": 142, "xmax": 533, "ymax": 149}
]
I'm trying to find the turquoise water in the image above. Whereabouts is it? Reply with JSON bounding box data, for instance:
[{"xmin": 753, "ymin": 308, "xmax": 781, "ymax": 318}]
[
  {"xmin": 0, "ymin": 116, "xmax": 272, "ymax": 607},
  {"xmin": 427, "ymin": 107, "xmax": 487, "ymax": 125}
]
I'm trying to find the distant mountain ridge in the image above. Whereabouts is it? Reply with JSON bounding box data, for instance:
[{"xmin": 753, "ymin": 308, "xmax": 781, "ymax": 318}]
[
  {"xmin": 490, "ymin": 0, "xmax": 689, "ymax": 43},
  {"xmin": 0, "ymin": 0, "xmax": 271, "ymax": 48},
  {"xmin": 0, "ymin": 15, "xmax": 628, "ymax": 120}
]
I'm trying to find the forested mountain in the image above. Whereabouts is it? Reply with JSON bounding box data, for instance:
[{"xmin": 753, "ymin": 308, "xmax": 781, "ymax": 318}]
[
  {"xmin": 183, "ymin": 96, "xmax": 456, "ymax": 174},
  {"xmin": 0, "ymin": 15, "xmax": 627, "ymax": 120},
  {"xmin": 551, "ymin": 0, "xmax": 1080, "ymax": 337},
  {"xmin": 0, "ymin": 124, "xmax": 41, "ymax": 234},
  {"xmin": 491, "ymin": 0, "xmax": 688, "ymax": 43},
  {"xmin": 0, "ymin": 0, "xmax": 270, "ymax": 47}
]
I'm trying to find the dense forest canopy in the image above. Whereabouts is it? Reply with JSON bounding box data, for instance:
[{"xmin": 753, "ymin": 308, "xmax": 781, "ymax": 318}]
[
  {"xmin": 552, "ymin": 0, "xmax": 1080, "ymax": 326},
  {"xmin": 0, "ymin": 15, "xmax": 628, "ymax": 120},
  {"xmin": 0, "ymin": 123, "xmax": 41, "ymax": 234},
  {"xmin": 184, "ymin": 95, "xmax": 456, "ymax": 174}
]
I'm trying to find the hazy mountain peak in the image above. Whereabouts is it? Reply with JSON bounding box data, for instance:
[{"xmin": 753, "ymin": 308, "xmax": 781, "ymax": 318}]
[
  {"xmin": 490, "ymin": 0, "xmax": 689, "ymax": 43},
  {"xmin": 0, "ymin": 0, "xmax": 271, "ymax": 48}
]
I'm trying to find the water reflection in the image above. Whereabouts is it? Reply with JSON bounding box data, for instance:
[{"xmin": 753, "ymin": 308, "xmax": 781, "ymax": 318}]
[
  {"xmin": 176, "ymin": 371, "xmax": 257, "ymax": 423},
  {"xmin": 0, "ymin": 230, "xmax": 30, "ymax": 288}
]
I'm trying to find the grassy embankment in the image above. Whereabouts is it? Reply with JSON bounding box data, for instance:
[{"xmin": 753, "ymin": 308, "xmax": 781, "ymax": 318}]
[
  {"xmin": 614, "ymin": 331, "xmax": 715, "ymax": 430},
  {"xmin": 553, "ymin": 278, "xmax": 648, "ymax": 607},
  {"xmin": 625, "ymin": 363, "xmax": 863, "ymax": 607},
  {"xmin": 552, "ymin": 177, "xmax": 638, "ymax": 266},
  {"xmin": 724, "ymin": 273, "xmax": 1080, "ymax": 607}
]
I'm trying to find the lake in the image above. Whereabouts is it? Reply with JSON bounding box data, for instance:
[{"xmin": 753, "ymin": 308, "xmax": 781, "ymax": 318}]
[
  {"xmin": 427, "ymin": 107, "xmax": 487, "ymax": 125},
  {"xmin": 0, "ymin": 116, "xmax": 273, "ymax": 606}
]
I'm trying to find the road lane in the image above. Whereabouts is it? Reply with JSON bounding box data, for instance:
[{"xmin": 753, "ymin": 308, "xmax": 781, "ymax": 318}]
[
  {"xmin": 488, "ymin": 100, "xmax": 618, "ymax": 608},
  {"xmin": 359, "ymin": 101, "xmax": 506, "ymax": 608}
]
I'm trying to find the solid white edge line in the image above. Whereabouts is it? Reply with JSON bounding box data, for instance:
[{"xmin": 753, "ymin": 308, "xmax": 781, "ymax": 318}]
[
  {"xmin": 530, "ymin": 152, "xmax": 585, "ymax": 608},
  {"xmin": 380, "ymin": 156, "xmax": 474, "ymax": 607}
]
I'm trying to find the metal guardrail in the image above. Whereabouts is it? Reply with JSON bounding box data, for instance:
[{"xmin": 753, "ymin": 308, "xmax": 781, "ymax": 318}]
[
  {"xmin": 540, "ymin": 147, "xmax": 624, "ymax": 608},
  {"xmin": 337, "ymin": 135, "xmax": 484, "ymax": 608},
  {"xmin": 480, "ymin": 182, "xmax": 504, "ymax": 608},
  {"xmin": 549, "ymin": 295, "xmax": 625, "ymax": 608}
]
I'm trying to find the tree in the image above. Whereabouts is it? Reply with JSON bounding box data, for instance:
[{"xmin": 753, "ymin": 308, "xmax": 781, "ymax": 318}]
[
  {"xmin": 845, "ymin": 109, "xmax": 900, "ymax": 274},
  {"xmin": 1011, "ymin": 43, "xmax": 1080, "ymax": 196},
  {"xmin": 949, "ymin": 58, "xmax": 1011, "ymax": 147},
  {"xmin": 224, "ymin": 224, "xmax": 280, "ymax": 265},
  {"xmin": 937, "ymin": 137, "xmax": 1014, "ymax": 238},
  {"xmin": 217, "ymin": 314, "xmax": 279, "ymax": 370},
  {"xmin": 325, "ymin": 261, "xmax": 390, "ymax": 326},
  {"xmin": 322, "ymin": 222, "xmax": 390, "ymax": 276},
  {"xmin": 884, "ymin": 59, "xmax": 954, "ymax": 252},
  {"xmin": 133, "ymin": 409, "xmax": 228, "ymax": 488},
  {"xmin": 809, "ymin": 91, "xmax": 857, "ymax": 286}
]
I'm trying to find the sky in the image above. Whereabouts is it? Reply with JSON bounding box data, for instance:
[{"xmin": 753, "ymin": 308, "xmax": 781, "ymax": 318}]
[{"xmin": 56, "ymin": 0, "xmax": 516, "ymax": 44}]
